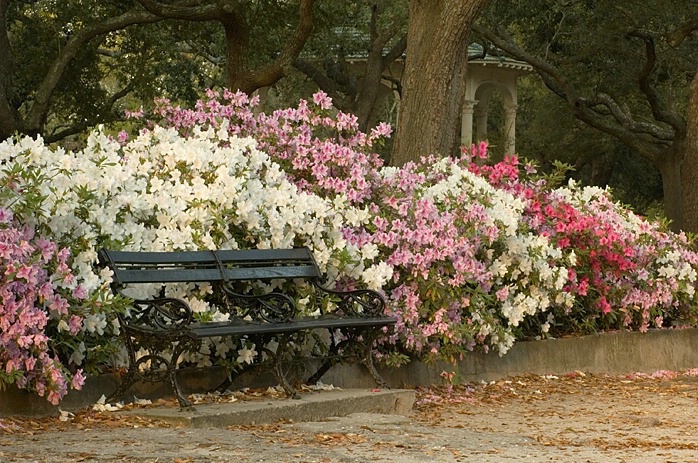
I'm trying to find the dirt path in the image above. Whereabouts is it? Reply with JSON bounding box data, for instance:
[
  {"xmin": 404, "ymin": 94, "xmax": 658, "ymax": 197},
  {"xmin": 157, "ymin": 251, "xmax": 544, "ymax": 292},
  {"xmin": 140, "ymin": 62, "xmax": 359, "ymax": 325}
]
[{"xmin": 2, "ymin": 371, "xmax": 698, "ymax": 462}]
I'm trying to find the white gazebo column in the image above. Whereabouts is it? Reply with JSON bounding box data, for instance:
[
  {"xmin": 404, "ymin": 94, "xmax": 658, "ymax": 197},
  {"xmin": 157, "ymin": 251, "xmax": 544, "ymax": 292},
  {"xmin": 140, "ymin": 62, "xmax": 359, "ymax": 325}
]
[
  {"xmin": 475, "ymin": 104, "xmax": 488, "ymax": 142},
  {"xmin": 461, "ymin": 99, "xmax": 478, "ymax": 147},
  {"xmin": 504, "ymin": 104, "xmax": 518, "ymax": 154}
]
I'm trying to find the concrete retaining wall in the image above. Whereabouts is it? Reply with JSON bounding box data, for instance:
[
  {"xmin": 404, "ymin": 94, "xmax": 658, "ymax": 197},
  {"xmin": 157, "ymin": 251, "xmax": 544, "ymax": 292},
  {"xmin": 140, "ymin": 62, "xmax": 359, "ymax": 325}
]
[
  {"xmin": 326, "ymin": 328, "xmax": 698, "ymax": 387},
  {"xmin": 4, "ymin": 328, "xmax": 698, "ymax": 417}
]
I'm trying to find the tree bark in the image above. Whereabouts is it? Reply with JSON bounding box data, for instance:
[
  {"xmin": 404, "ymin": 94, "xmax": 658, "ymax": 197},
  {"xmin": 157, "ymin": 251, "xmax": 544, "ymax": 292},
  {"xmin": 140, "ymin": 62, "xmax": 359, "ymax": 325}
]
[
  {"xmin": 391, "ymin": 0, "xmax": 489, "ymax": 166},
  {"xmin": 138, "ymin": 0, "xmax": 315, "ymax": 96},
  {"xmin": 227, "ymin": 0, "xmax": 315, "ymax": 94},
  {"xmin": 0, "ymin": 0, "xmax": 20, "ymax": 139},
  {"xmin": 680, "ymin": 72, "xmax": 698, "ymax": 232},
  {"xmin": 221, "ymin": 11, "xmax": 250, "ymax": 91}
]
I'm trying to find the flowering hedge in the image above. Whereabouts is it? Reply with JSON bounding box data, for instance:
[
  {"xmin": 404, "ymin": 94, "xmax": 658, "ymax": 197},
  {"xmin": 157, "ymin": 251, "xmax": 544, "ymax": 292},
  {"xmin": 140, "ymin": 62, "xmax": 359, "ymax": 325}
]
[
  {"xmin": 0, "ymin": 121, "xmax": 390, "ymax": 400},
  {"xmin": 139, "ymin": 90, "xmax": 698, "ymax": 361},
  {"xmin": 1, "ymin": 90, "xmax": 698, "ymax": 403},
  {"xmin": 0, "ymin": 166, "xmax": 89, "ymax": 404}
]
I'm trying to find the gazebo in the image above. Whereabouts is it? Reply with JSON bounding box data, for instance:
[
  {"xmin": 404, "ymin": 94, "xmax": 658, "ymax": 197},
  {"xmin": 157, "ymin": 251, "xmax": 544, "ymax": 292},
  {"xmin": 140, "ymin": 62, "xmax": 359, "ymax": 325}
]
[{"xmin": 460, "ymin": 47, "xmax": 533, "ymax": 154}]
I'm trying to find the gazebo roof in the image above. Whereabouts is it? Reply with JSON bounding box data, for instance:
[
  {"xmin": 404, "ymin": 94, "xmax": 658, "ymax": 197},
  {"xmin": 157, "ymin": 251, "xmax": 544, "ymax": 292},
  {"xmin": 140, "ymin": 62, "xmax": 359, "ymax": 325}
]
[{"xmin": 467, "ymin": 44, "xmax": 533, "ymax": 72}]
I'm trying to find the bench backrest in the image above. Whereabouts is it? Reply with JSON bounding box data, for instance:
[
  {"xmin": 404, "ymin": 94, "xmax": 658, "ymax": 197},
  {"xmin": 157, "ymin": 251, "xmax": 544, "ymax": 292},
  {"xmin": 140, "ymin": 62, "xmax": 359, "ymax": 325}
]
[{"xmin": 98, "ymin": 247, "xmax": 323, "ymax": 286}]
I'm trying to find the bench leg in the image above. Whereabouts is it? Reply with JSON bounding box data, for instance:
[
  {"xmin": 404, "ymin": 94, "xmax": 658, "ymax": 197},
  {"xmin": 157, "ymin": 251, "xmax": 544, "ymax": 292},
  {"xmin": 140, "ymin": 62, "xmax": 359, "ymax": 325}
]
[
  {"xmin": 361, "ymin": 332, "xmax": 390, "ymax": 389},
  {"xmin": 107, "ymin": 365, "xmax": 138, "ymax": 404},
  {"xmin": 109, "ymin": 340, "xmax": 195, "ymax": 410},
  {"xmin": 272, "ymin": 336, "xmax": 301, "ymax": 399},
  {"xmin": 306, "ymin": 333, "xmax": 342, "ymax": 385},
  {"xmin": 362, "ymin": 353, "xmax": 389, "ymax": 389},
  {"xmin": 169, "ymin": 343, "xmax": 195, "ymax": 410},
  {"xmin": 107, "ymin": 335, "xmax": 140, "ymax": 404}
]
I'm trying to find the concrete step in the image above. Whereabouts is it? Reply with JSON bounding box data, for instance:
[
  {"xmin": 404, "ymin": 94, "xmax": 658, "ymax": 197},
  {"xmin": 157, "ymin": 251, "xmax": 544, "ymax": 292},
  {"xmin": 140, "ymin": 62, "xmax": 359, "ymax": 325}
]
[{"xmin": 117, "ymin": 388, "xmax": 415, "ymax": 427}]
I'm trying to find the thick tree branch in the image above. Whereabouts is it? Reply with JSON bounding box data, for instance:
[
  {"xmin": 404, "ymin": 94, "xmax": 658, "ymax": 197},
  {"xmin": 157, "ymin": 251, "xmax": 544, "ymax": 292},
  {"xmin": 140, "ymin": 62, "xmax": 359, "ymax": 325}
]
[
  {"xmin": 473, "ymin": 23, "xmax": 667, "ymax": 162},
  {"xmin": 25, "ymin": 8, "xmax": 162, "ymax": 135},
  {"xmin": 293, "ymin": 58, "xmax": 352, "ymax": 110},
  {"xmin": 584, "ymin": 93, "xmax": 675, "ymax": 141},
  {"xmin": 626, "ymin": 30, "xmax": 684, "ymax": 134},
  {"xmin": 383, "ymin": 33, "xmax": 407, "ymax": 65},
  {"xmin": 135, "ymin": 0, "xmax": 223, "ymax": 21},
  {"xmin": 237, "ymin": 0, "xmax": 315, "ymax": 92},
  {"xmin": 666, "ymin": 16, "xmax": 698, "ymax": 47}
]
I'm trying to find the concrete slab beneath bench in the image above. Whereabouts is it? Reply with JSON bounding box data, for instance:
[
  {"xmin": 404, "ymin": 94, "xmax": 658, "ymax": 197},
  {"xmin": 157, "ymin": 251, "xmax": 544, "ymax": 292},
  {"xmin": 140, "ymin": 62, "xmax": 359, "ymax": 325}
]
[{"xmin": 116, "ymin": 388, "xmax": 415, "ymax": 427}]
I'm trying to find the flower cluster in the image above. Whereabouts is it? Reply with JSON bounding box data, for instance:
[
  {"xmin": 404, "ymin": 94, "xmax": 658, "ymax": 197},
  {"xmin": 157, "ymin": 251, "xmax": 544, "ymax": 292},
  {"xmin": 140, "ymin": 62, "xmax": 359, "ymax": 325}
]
[
  {"xmin": 3, "ymin": 89, "xmax": 698, "ymax": 406},
  {"xmin": 0, "ymin": 122, "xmax": 387, "ymax": 380},
  {"xmin": 0, "ymin": 204, "xmax": 86, "ymax": 404},
  {"xmin": 464, "ymin": 150, "xmax": 698, "ymax": 336},
  {"xmin": 526, "ymin": 182, "xmax": 698, "ymax": 334}
]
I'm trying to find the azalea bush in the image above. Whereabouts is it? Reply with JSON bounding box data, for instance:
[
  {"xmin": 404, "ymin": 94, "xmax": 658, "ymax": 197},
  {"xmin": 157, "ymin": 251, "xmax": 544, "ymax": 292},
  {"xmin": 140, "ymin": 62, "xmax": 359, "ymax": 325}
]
[
  {"xmin": 2, "ymin": 89, "xmax": 698, "ymax": 405},
  {"xmin": 467, "ymin": 151, "xmax": 698, "ymax": 336},
  {"xmin": 143, "ymin": 90, "xmax": 698, "ymax": 359},
  {"xmin": 143, "ymin": 91, "xmax": 575, "ymax": 360},
  {"xmin": 0, "ymin": 165, "xmax": 89, "ymax": 404},
  {"xmin": 0, "ymin": 122, "xmax": 390, "ymax": 380},
  {"xmin": 522, "ymin": 180, "xmax": 698, "ymax": 336}
]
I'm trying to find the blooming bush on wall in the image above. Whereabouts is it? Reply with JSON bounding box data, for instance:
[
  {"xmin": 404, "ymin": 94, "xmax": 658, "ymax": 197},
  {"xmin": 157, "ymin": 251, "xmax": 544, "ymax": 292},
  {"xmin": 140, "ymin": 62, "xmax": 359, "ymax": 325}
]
[
  {"xmin": 2, "ymin": 89, "xmax": 698, "ymax": 404},
  {"xmin": 0, "ymin": 166, "xmax": 90, "ymax": 404},
  {"xmin": 0, "ymin": 123, "xmax": 390, "ymax": 392},
  {"xmin": 145, "ymin": 90, "xmax": 698, "ymax": 360},
  {"xmin": 143, "ymin": 91, "xmax": 575, "ymax": 360}
]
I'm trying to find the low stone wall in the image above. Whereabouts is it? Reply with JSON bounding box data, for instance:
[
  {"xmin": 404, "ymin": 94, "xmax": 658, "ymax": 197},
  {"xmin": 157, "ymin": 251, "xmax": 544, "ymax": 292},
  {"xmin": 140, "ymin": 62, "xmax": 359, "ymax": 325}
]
[
  {"xmin": 326, "ymin": 328, "xmax": 698, "ymax": 387},
  {"xmin": 4, "ymin": 328, "xmax": 698, "ymax": 417}
]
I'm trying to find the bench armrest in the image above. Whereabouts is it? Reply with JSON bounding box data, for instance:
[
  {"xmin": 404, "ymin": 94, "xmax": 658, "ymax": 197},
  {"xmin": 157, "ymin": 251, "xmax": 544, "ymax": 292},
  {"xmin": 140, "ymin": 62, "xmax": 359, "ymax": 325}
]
[
  {"xmin": 221, "ymin": 284, "xmax": 298, "ymax": 322},
  {"xmin": 312, "ymin": 282, "xmax": 386, "ymax": 318},
  {"xmin": 119, "ymin": 296, "xmax": 194, "ymax": 334}
]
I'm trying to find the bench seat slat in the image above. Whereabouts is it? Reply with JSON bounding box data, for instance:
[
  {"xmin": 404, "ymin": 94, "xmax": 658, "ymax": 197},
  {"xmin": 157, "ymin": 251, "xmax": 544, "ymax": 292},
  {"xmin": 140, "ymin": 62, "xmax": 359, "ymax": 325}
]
[
  {"xmin": 187, "ymin": 316, "xmax": 397, "ymax": 338},
  {"xmin": 115, "ymin": 268, "xmax": 224, "ymax": 284},
  {"xmin": 113, "ymin": 264, "xmax": 320, "ymax": 284},
  {"xmin": 105, "ymin": 248, "xmax": 314, "ymax": 265}
]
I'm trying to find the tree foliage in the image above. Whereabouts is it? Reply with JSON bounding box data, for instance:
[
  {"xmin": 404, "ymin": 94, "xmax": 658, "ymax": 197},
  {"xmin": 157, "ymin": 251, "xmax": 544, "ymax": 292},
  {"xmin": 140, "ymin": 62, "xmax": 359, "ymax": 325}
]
[
  {"xmin": 0, "ymin": 0, "xmax": 316, "ymax": 143},
  {"xmin": 476, "ymin": 0, "xmax": 698, "ymax": 230}
]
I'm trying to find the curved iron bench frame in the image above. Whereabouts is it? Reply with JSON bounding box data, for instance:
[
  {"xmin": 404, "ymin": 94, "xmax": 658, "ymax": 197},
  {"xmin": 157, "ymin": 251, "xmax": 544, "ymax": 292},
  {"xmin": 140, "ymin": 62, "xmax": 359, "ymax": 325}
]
[{"xmin": 98, "ymin": 247, "xmax": 395, "ymax": 409}]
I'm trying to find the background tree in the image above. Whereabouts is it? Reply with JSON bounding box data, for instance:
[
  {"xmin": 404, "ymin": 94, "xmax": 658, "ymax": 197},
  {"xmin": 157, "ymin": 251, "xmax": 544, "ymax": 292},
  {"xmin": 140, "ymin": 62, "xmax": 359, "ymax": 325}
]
[
  {"xmin": 391, "ymin": 0, "xmax": 491, "ymax": 166},
  {"xmin": 475, "ymin": 0, "xmax": 698, "ymax": 231},
  {"xmin": 0, "ymin": 0, "xmax": 164, "ymax": 142},
  {"xmin": 135, "ymin": 0, "xmax": 315, "ymax": 95},
  {"xmin": 292, "ymin": 0, "xmax": 407, "ymax": 133}
]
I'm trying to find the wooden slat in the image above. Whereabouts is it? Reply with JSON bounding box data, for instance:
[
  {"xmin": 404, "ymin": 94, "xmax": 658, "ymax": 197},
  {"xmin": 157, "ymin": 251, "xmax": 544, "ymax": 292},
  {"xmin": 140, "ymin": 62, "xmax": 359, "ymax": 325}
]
[
  {"xmin": 103, "ymin": 248, "xmax": 314, "ymax": 266},
  {"xmin": 115, "ymin": 268, "xmax": 225, "ymax": 284},
  {"xmin": 188, "ymin": 316, "xmax": 396, "ymax": 338},
  {"xmin": 215, "ymin": 248, "xmax": 313, "ymax": 263},
  {"xmin": 222, "ymin": 265, "xmax": 320, "ymax": 281},
  {"xmin": 101, "ymin": 247, "xmax": 322, "ymax": 284},
  {"xmin": 103, "ymin": 249, "xmax": 217, "ymax": 265}
]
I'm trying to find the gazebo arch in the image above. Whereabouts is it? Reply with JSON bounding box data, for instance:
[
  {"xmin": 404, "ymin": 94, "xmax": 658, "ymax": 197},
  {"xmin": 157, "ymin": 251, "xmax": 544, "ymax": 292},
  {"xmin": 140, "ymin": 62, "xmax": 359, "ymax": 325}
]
[{"xmin": 461, "ymin": 53, "xmax": 533, "ymax": 154}]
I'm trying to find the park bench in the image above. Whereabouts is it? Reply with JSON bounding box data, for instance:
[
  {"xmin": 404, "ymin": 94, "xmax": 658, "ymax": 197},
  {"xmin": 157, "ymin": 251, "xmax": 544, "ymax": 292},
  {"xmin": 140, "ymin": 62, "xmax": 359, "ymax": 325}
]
[{"xmin": 98, "ymin": 247, "xmax": 395, "ymax": 409}]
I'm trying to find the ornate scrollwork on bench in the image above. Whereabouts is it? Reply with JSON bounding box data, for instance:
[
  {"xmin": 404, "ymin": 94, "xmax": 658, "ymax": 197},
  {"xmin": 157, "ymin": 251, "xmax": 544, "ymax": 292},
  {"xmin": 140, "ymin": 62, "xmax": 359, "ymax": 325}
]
[
  {"xmin": 220, "ymin": 285, "xmax": 298, "ymax": 323},
  {"xmin": 314, "ymin": 284, "xmax": 386, "ymax": 317},
  {"xmin": 98, "ymin": 247, "xmax": 396, "ymax": 410}
]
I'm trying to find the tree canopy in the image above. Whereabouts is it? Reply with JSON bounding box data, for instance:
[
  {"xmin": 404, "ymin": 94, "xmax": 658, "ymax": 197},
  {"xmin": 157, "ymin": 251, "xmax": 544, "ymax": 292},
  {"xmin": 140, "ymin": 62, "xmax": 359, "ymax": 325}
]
[{"xmin": 475, "ymin": 0, "xmax": 698, "ymax": 230}]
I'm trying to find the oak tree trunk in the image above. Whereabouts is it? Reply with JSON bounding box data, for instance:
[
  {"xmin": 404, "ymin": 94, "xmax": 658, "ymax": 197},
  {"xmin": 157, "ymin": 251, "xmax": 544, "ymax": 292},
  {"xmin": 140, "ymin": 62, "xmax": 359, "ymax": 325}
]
[
  {"xmin": 659, "ymin": 142, "xmax": 685, "ymax": 232},
  {"xmin": 0, "ymin": 0, "xmax": 21, "ymax": 139},
  {"xmin": 680, "ymin": 71, "xmax": 698, "ymax": 233},
  {"xmin": 391, "ymin": 0, "xmax": 489, "ymax": 166}
]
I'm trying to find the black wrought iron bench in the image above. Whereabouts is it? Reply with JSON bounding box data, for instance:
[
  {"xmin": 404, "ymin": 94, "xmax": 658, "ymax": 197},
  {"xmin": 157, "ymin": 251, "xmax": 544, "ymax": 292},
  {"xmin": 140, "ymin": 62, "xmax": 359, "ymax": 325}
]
[{"xmin": 98, "ymin": 247, "xmax": 395, "ymax": 409}]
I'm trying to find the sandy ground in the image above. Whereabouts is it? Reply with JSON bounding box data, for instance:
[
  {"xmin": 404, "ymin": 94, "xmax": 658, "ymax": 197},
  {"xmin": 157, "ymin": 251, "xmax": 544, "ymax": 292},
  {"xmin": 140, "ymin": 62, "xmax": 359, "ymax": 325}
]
[{"xmin": 2, "ymin": 371, "xmax": 698, "ymax": 462}]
